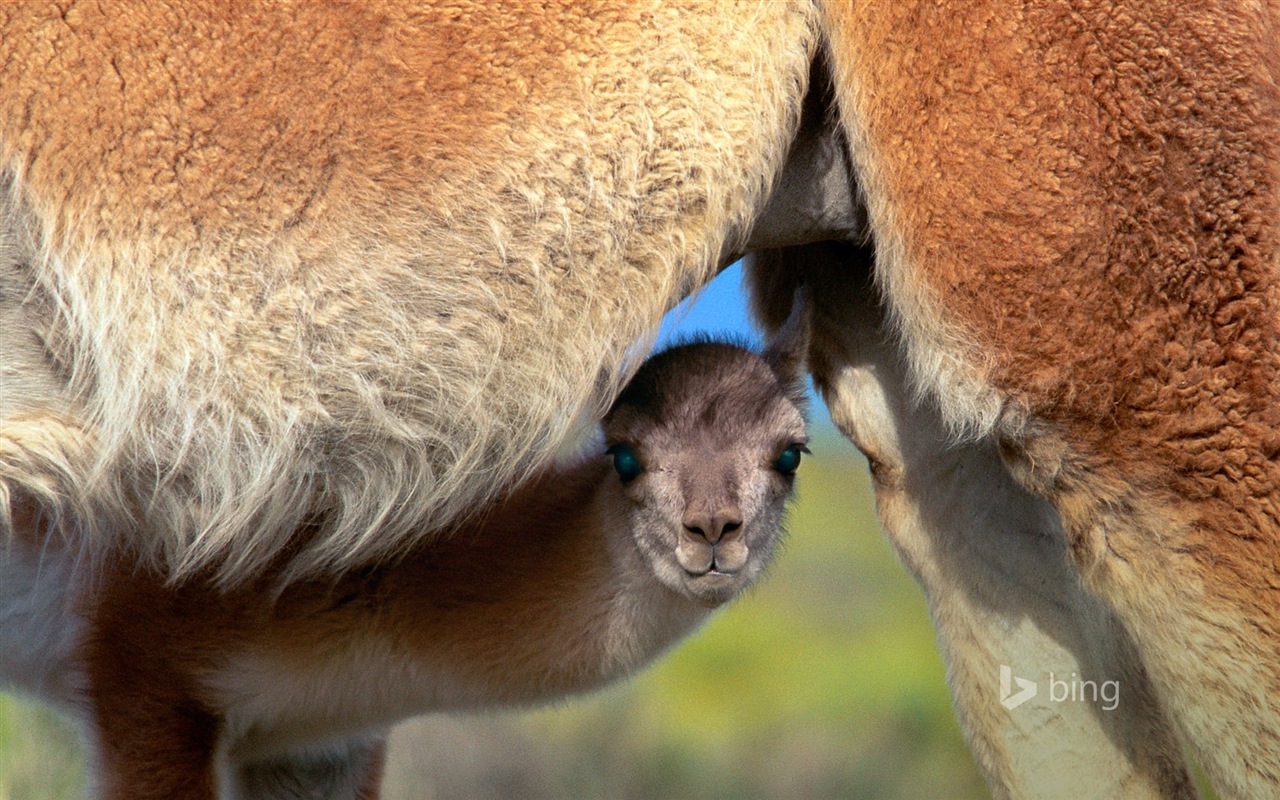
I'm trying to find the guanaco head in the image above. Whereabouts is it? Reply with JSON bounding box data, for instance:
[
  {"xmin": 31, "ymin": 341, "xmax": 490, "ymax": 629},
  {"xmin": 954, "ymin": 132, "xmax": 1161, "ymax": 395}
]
[{"xmin": 602, "ymin": 337, "xmax": 808, "ymax": 607}]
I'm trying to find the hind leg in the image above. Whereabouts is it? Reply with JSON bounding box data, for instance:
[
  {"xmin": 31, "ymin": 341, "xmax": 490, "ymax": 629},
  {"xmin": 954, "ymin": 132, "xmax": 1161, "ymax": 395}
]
[
  {"xmin": 752, "ymin": 244, "xmax": 1196, "ymax": 798},
  {"xmin": 819, "ymin": 4, "xmax": 1280, "ymax": 791}
]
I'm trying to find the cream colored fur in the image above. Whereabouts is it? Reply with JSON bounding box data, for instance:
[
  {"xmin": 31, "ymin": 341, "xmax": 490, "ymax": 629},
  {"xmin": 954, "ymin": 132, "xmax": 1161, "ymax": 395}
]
[
  {"xmin": 750, "ymin": 245, "xmax": 1196, "ymax": 798},
  {"xmin": 4, "ymin": 3, "xmax": 1279, "ymax": 798},
  {"xmin": 808, "ymin": 2, "xmax": 1280, "ymax": 795},
  {"xmin": 1, "ymin": 338, "xmax": 807, "ymax": 800},
  {"xmin": 0, "ymin": 1, "xmax": 816, "ymax": 582}
]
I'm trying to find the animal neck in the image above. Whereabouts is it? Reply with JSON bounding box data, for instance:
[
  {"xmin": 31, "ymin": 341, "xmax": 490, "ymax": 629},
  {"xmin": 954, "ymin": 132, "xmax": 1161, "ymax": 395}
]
[{"xmin": 374, "ymin": 457, "xmax": 712, "ymax": 709}]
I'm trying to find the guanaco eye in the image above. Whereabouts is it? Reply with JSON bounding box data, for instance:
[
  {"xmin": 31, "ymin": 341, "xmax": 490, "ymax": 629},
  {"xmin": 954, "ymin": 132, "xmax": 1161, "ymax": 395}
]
[
  {"xmin": 773, "ymin": 444, "xmax": 806, "ymax": 475},
  {"xmin": 607, "ymin": 444, "xmax": 643, "ymax": 483}
]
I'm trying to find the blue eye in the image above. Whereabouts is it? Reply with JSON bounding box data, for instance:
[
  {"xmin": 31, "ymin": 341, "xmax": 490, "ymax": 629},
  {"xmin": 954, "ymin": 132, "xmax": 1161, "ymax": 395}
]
[
  {"xmin": 607, "ymin": 444, "xmax": 643, "ymax": 483},
  {"xmin": 773, "ymin": 445, "xmax": 805, "ymax": 475}
]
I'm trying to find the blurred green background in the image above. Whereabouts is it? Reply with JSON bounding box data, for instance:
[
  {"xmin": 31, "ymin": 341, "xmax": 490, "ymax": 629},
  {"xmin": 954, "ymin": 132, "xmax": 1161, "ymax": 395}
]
[{"xmin": 0, "ymin": 428, "xmax": 990, "ymax": 799}]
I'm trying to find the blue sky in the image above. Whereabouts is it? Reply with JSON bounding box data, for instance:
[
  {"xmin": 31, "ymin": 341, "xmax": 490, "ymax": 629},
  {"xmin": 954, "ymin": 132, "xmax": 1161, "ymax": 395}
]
[
  {"xmin": 655, "ymin": 260, "xmax": 761, "ymax": 349},
  {"xmin": 656, "ymin": 260, "xmax": 833, "ymax": 429}
]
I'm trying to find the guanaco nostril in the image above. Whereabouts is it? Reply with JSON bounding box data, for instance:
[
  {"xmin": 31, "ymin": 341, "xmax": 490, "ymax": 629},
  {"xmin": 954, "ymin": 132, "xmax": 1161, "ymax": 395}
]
[
  {"xmin": 682, "ymin": 511, "xmax": 708, "ymax": 543},
  {"xmin": 716, "ymin": 515, "xmax": 743, "ymax": 543},
  {"xmin": 683, "ymin": 509, "xmax": 743, "ymax": 544}
]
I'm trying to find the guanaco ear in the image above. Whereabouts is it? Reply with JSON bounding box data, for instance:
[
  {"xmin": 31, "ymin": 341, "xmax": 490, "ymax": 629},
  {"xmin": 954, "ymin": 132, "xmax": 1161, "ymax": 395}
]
[
  {"xmin": 762, "ymin": 284, "xmax": 809, "ymax": 391},
  {"xmin": 744, "ymin": 249, "xmax": 801, "ymax": 333}
]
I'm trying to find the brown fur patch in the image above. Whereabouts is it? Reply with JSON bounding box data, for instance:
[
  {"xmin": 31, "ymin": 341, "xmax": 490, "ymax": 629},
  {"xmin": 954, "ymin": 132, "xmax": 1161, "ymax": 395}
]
[
  {"xmin": 821, "ymin": 1, "xmax": 1280, "ymax": 793},
  {"xmin": 824, "ymin": 0, "xmax": 1280, "ymax": 553}
]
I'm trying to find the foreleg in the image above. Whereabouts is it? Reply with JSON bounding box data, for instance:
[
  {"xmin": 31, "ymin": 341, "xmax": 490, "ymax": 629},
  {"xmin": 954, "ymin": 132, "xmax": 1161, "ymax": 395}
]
[
  {"xmin": 228, "ymin": 735, "xmax": 388, "ymax": 800},
  {"xmin": 86, "ymin": 697, "xmax": 219, "ymax": 800}
]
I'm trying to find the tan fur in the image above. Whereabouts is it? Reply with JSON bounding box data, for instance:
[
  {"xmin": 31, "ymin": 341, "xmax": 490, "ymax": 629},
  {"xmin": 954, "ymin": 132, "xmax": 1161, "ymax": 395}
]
[
  {"xmin": 1, "ymin": 341, "xmax": 807, "ymax": 800},
  {"xmin": 4, "ymin": 1, "xmax": 1280, "ymax": 797},
  {"xmin": 751, "ymin": 244, "xmax": 1197, "ymax": 799},
  {"xmin": 0, "ymin": 1, "xmax": 816, "ymax": 582},
  {"xmin": 809, "ymin": 3, "xmax": 1280, "ymax": 794}
]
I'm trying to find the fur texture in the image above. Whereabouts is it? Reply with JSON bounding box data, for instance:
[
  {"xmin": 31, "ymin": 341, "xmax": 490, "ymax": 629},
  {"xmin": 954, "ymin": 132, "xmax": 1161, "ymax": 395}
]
[
  {"xmin": 1, "ymin": 340, "xmax": 807, "ymax": 800},
  {"xmin": 4, "ymin": 1, "xmax": 1280, "ymax": 797},
  {"xmin": 0, "ymin": 1, "xmax": 816, "ymax": 581},
  {"xmin": 812, "ymin": 3, "xmax": 1280, "ymax": 795},
  {"xmin": 751, "ymin": 244, "xmax": 1197, "ymax": 799}
]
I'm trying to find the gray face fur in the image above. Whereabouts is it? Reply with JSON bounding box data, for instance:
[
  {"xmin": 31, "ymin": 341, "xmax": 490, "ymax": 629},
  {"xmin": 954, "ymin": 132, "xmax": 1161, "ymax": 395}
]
[{"xmin": 603, "ymin": 341, "xmax": 808, "ymax": 607}]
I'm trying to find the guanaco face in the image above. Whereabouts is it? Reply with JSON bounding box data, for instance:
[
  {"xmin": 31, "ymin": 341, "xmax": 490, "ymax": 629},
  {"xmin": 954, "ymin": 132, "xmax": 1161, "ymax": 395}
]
[{"xmin": 603, "ymin": 341, "xmax": 808, "ymax": 607}]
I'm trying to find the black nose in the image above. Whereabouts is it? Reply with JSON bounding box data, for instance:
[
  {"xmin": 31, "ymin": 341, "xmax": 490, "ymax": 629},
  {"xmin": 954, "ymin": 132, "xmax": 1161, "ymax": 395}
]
[{"xmin": 682, "ymin": 507, "xmax": 743, "ymax": 544}]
